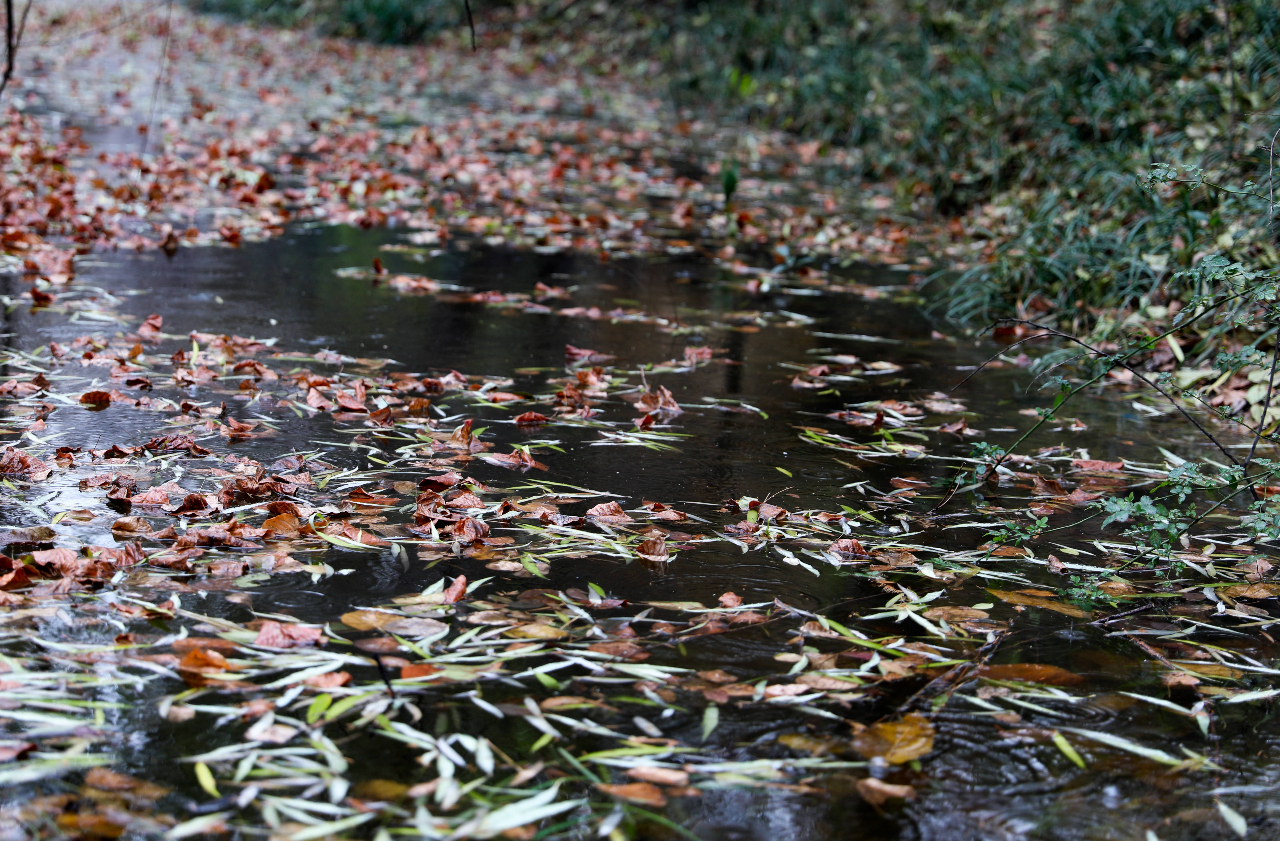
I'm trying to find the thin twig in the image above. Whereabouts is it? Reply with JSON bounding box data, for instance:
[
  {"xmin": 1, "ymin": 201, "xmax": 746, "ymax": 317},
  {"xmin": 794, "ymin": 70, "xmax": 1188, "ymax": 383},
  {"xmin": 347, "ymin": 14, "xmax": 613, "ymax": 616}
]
[
  {"xmin": 463, "ymin": 0, "xmax": 475, "ymax": 50},
  {"xmin": 1, "ymin": 0, "xmax": 15, "ymax": 97},
  {"xmin": 949, "ymin": 331, "xmax": 1054, "ymax": 392},
  {"xmin": 140, "ymin": 0, "xmax": 174, "ymax": 157},
  {"xmin": 968, "ymin": 296, "xmax": 1241, "ymax": 482},
  {"xmin": 995, "ymin": 318, "xmax": 1243, "ymax": 471},
  {"xmin": 1244, "ymin": 324, "xmax": 1280, "ymax": 477},
  {"xmin": 1116, "ymin": 468, "xmax": 1278, "ymax": 571},
  {"xmin": 901, "ymin": 630, "xmax": 1009, "ymax": 715},
  {"xmin": 1088, "ymin": 602, "xmax": 1155, "ymax": 626},
  {"xmin": 1268, "ymin": 125, "xmax": 1280, "ymax": 226},
  {"xmin": 1221, "ymin": 0, "xmax": 1238, "ymax": 159}
]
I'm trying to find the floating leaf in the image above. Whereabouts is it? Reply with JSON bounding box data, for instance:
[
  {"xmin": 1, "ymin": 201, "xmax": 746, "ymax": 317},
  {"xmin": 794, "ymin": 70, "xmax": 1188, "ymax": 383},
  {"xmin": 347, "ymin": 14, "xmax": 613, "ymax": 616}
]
[
  {"xmin": 1051, "ymin": 731, "xmax": 1086, "ymax": 769},
  {"xmin": 596, "ymin": 782, "xmax": 667, "ymax": 808},
  {"xmin": 977, "ymin": 663, "xmax": 1085, "ymax": 686},
  {"xmin": 987, "ymin": 589, "xmax": 1089, "ymax": 618},
  {"xmin": 850, "ymin": 713, "xmax": 935, "ymax": 764}
]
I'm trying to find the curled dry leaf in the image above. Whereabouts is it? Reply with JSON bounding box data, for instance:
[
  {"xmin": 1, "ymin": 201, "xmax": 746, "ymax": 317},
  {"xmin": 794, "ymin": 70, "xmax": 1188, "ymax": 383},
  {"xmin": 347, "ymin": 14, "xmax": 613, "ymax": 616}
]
[
  {"xmin": 637, "ymin": 535, "xmax": 669, "ymax": 563},
  {"xmin": 828, "ymin": 537, "xmax": 871, "ymax": 559},
  {"xmin": 441, "ymin": 575, "xmax": 468, "ymax": 604},
  {"xmin": 586, "ymin": 501, "xmax": 633, "ymax": 523},
  {"xmin": 79, "ymin": 391, "xmax": 112, "ymax": 408}
]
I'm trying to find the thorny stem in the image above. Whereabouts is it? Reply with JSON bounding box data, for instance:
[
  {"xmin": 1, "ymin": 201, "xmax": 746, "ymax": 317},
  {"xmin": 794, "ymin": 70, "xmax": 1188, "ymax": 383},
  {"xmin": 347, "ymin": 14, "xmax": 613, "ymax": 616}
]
[
  {"xmin": 1115, "ymin": 468, "xmax": 1280, "ymax": 571},
  {"xmin": 969, "ymin": 294, "xmax": 1241, "ymax": 483},
  {"xmin": 995, "ymin": 318, "xmax": 1244, "ymax": 474},
  {"xmin": 1244, "ymin": 318, "xmax": 1280, "ymax": 478}
]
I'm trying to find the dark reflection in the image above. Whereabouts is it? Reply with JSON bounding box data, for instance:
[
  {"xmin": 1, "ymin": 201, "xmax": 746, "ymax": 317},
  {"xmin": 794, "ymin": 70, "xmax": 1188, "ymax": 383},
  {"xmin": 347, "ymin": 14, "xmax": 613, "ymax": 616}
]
[{"xmin": 11, "ymin": 224, "xmax": 1271, "ymax": 841}]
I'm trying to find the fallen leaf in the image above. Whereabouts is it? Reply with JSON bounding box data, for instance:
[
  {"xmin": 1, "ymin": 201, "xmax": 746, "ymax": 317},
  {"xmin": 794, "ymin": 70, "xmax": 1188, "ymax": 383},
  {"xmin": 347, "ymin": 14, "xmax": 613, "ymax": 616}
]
[
  {"xmin": 856, "ymin": 777, "xmax": 916, "ymax": 806},
  {"xmin": 596, "ymin": 782, "xmax": 667, "ymax": 808},
  {"xmin": 976, "ymin": 663, "xmax": 1085, "ymax": 686},
  {"xmin": 625, "ymin": 767, "xmax": 689, "ymax": 786},
  {"xmin": 987, "ymin": 588, "xmax": 1090, "ymax": 618},
  {"xmin": 253, "ymin": 621, "xmax": 325, "ymax": 649},
  {"xmin": 849, "ymin": 713, "xmax": 935, "ymax": 764}
]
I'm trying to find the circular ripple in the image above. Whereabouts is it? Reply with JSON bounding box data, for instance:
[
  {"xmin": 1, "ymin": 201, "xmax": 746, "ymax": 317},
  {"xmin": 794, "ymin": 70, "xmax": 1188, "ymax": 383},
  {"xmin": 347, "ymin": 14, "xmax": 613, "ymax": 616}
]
[{"xmin": 263, "ymin": 590, "xmax": 329, "ymax": 609}]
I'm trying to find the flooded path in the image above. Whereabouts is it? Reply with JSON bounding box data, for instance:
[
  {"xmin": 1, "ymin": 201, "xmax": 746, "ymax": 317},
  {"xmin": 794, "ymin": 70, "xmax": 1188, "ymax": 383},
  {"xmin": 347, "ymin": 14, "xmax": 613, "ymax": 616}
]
[
  {"xmin": 2, "ymin": 222, "xmax": 1277, "ymax": 841},
  {"xmin": 2, "ymin": 5, "xmax": 1280, "ymax": 841}
]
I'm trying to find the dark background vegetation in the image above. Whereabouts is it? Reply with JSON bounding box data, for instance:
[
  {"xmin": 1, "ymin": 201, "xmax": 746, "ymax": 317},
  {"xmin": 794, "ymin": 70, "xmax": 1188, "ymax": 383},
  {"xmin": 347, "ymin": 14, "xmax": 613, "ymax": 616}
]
[{"xmin": 193, "ymin": 0, "xmax": 1280, "ymax": 328}]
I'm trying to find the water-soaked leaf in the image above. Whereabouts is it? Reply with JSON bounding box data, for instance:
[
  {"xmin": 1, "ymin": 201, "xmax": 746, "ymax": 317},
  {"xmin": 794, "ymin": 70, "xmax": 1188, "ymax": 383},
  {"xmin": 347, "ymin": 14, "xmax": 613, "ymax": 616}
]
[
  {"xmin": 850, "ymin": 714, "xmax": 935, "ymax": 764},
  {"xmin": 987, "ymin": 589, "xmax": 1090, "ymax": 618},
  {"xmin": 596, "ymin": 782, "xmax": 667, "ymax": 807},
  {"xmin": 1222, "ymin": 583, "xmax": 1280, "ymax": 600},
  {"xmin": 976, "ymin": 663, "xmax": 1085, "ymax": 686},
  {"xmin": 503, "ymin": 623, "xmax": 570, "ymax": 640},
  {"xmin": 855, "ymin": 777, "xmax": 915, "ymax": 806}
]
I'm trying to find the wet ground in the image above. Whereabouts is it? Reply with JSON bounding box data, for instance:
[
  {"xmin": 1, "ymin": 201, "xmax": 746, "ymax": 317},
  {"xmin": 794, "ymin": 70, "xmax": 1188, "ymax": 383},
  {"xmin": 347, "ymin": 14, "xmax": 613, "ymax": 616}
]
[
  {"xmin": 2, "ymin": 4, "xmax": 1280, "ymax": 839},
  {"xmin": 3, "ymin": 219, "xmax": 1279, "ymax": 841}
]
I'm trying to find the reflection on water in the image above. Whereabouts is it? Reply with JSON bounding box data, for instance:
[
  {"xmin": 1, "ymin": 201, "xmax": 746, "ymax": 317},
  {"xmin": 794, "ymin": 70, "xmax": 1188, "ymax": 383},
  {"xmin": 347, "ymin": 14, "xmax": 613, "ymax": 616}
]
[{"xmin": 4, "ymin": 225, "xmax": 1276, "ymax": 840}]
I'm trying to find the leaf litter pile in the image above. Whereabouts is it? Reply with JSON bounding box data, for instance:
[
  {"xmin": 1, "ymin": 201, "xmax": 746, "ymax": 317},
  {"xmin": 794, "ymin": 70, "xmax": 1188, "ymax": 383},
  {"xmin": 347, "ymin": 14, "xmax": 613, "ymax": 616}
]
[{"xmin": 3, "ymin": 4, "xmax": 1280, "ymax": 841}]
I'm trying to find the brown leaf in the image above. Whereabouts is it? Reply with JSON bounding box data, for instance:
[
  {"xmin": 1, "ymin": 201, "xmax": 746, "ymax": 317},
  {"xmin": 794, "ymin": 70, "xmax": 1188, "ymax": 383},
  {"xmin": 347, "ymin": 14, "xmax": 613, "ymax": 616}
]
[
  {"xmin": 596, "ymin": 782, "xmax": 667, "ymax": 808},
  {"xmin": 110, "ymin": 517, "xmax": 152, "ymax": 535},
  {"xmin": 84, "ymin": 768, "xmax": 147, "ymax": 792},
  {"xmin": 587, "ymin": 640, "xmax": 648, "ymax": 661},
  {"xmin": 514, "ymin": 411, "xmax": 550, "ymax": 425},
  {"xmin": 626, "ymin": 767, "xmax": 689, "ymax": 786},
  {"xmin": 1222, "ymin": 583, "xmax": 1280, "ymax": 600},
  {"xmin": 401, "ymin": 663, "xmax": 441, "ymax": 680},
  {"xmin": 172, "ymin": 637, "xmax": 241, "ymax": 655},
  {"xmin": 503, "ymin": 623, "xmax": 570, "ymax": 640},
  {"xmin": 976, "ymin": 663, "xmax": 1085, "ymax": 686},
  {"xmin": 856, "ymin": 777, "xmax": 916, "ymax": 806},
  {"xmin": 849, "ymin": 713, "xmax": 935, "ymax": 764},
  {"xmin": 0, "ymin": 741, "xmax": 34, "ymax": 763},
  {"xmin": 178, "ymin": 648, "xmax": 238, "ymax": 674},
  {"xmin": 718, "ymin": 591, "xmax": 743, "ymax": 608},
  {"xmin": 987, "ymin": 588, "xmax": 1090, "ymax": 618},
  {"xmin": 1071, "ymin": 459, "xmax": 1125, "ymax": 473},
  {"xmin": 341, "ymin": 610, "xmax": 395, "ymax": 631},
  {"xmin": 441, "ymin": 575, "xmax": 468, "ymax": 604},
  {"xmin": 636, "ymin": 535, "xmax": 669, "ymax": 563},
  {"xmin": 253, "ymin": 621, "xmax": 325, "ymax": 649},
  {"xmin": 586, "ymin": 501, "xmax": 633, "ymax": 523},
  {"xmin": 922, "ymin": 606, "xmax": 989, "ymax": 621},
  {"xmin": 828, "ymin": 537, "xmax": 871, "ymax": 559},
  {"xmin": 80, "ymin": 391, "xmax": 112, "ymax": 408}
]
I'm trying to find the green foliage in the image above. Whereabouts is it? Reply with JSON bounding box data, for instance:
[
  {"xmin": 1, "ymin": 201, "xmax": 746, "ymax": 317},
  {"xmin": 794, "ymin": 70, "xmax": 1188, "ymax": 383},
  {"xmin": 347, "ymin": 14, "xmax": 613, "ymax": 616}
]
[
  {"xmin": 986, "ymin": 516, "xmax": 1047, "ymax": 547},
  {"xmin": 192, "ymin": 0, "xmax": 473, "ymax": 43},
  {"xmin": 1098, "ymin": 493, "xmax": 1191, "ymax": 559},
  {"xmin": 1064, "ymin": 575, "xmax": 1109, "ymax": 609}
]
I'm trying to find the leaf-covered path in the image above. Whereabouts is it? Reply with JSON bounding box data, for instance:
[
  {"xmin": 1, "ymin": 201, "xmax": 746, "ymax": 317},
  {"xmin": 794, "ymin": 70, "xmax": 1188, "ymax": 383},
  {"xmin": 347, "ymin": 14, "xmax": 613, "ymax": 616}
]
[{"xmin": 1, "ymin": 4, "xmax": 1280, "ymax": 841}]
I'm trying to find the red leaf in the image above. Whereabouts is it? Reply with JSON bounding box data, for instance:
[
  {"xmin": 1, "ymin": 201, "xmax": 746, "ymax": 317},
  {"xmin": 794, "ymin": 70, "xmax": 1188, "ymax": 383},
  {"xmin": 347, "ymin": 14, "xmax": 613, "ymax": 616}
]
[{"xmin": 441, "ymin": 575, "xmax": 467, "ymax": 604}]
